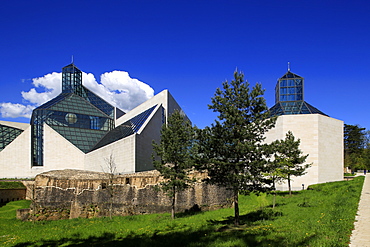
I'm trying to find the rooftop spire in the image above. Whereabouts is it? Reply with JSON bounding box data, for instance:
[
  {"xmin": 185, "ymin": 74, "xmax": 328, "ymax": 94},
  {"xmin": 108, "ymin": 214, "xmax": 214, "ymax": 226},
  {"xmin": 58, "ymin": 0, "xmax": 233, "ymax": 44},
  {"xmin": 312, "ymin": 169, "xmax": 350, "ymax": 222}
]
[{"xmin": 288, "ymin": 62, "xmax": 291, "ymax": 72}]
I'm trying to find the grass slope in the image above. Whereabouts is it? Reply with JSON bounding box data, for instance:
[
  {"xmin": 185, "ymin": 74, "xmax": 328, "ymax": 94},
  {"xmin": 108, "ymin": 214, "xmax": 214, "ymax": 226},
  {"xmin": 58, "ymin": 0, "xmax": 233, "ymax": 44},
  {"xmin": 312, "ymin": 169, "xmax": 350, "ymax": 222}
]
[
  {"xmin": 0, "ymin": 182, "xmax": 26, "ymax": 189},
  {"xmin": 0, "ymin": 176, "xmax": 364, "ymax": 247}
]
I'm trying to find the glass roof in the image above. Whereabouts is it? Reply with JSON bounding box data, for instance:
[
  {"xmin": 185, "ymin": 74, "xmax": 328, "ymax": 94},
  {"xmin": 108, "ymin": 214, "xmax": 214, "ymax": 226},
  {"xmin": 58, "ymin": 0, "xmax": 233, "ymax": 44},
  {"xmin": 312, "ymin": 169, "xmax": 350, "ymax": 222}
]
[
  {"xmin": 90, "ymin": 105, "xmax": 157, "ymax": 152},
  {"xmin": 270, "ymin": 101, "xmax": 327, "ymax": 116},
  {"xmin": 0, "ymin": 124, "xmax": 24, "ymax": 152}
]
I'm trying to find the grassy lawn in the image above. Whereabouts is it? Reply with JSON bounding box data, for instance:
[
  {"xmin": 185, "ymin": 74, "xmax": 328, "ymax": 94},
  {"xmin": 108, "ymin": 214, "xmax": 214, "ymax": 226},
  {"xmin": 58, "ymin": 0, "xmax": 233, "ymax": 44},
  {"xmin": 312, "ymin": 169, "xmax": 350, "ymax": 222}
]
[
  {"xmin": 0, "ymin": 182, "xmax": 26, "ymax": 189},
  {"xmin": 0, "ymin": 176, "xmax": 364, "ymax": 247}
]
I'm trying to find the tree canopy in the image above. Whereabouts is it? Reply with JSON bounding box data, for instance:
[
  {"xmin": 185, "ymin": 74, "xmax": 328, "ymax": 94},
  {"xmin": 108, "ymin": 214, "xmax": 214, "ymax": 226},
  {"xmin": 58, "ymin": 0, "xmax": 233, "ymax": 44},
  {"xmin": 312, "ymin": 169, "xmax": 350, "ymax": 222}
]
[
  {"xmin": 152, "ymin": 109, "xmax": 197, "ymax": 219},
  {"xmin": 272, "ymin": 131, "xmax": 311, "ymax": 196},
  {"xmin": 196, "ymin": 70, "xmax": 276, "ymax": 225},
  {"xmin": 344, "ymin": 124, "xmax": 370, "ymax": 171}
]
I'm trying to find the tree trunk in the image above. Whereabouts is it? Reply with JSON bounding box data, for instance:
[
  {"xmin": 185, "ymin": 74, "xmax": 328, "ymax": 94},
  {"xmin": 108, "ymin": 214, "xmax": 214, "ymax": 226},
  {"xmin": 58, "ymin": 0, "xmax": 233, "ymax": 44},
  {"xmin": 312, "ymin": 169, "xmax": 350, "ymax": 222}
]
[
  {"xmin": 272, "ymin": 179, "xmax": 276, "ymax": 209},
  {"xmin": 288, "ymin": 174, "xmax": 292, "ymax": 196},
  {"xmin": 171, "ymin": 187, "xmax": 176, "ymax": 219},
  {"xmin": 234, "ymin": 189, "xmax": 239, "ymax": 226}
]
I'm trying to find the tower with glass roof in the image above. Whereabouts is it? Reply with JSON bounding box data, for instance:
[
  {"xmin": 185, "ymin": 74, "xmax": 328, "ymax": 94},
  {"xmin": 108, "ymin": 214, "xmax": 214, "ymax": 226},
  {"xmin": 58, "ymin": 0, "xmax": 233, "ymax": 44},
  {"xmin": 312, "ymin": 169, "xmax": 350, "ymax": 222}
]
[
  {"xmin": 264, "ymin": 68, "xmax": 343, "ymax": 191},
  {"xmin": 269, "ymin": 69, "xmax": 327, "ymax": 116},
  {"xmin": 31, "ymin": 63, "xmax": 116, "ymax": 166}
]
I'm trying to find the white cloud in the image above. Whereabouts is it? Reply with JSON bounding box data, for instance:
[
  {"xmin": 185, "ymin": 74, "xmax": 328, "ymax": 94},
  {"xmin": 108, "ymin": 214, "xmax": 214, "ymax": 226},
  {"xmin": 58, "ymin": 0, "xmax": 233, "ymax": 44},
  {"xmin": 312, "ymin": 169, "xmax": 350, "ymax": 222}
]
[
  {"xmin": 0, "ymin": 70, "xmax": 154, "ymax": 119},
  {"xmin": 0, "ymin": 103, "xmax": 34, "ymax": 118}
]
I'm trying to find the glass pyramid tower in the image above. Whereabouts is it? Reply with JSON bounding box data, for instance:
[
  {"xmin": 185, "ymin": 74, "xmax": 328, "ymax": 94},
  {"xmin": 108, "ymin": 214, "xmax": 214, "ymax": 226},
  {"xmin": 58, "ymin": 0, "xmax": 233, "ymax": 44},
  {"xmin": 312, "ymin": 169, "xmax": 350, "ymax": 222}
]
[
  {"xmin": 30, "ymin": 63, "xmax": 116, "ymax": 166},
  {"xmin": 269, "ymin": 69, "xmax": 327, "ymax": 117},
  {"xmin": 30, "ymin": 63, "xmax": 158, "ymax": 167}
]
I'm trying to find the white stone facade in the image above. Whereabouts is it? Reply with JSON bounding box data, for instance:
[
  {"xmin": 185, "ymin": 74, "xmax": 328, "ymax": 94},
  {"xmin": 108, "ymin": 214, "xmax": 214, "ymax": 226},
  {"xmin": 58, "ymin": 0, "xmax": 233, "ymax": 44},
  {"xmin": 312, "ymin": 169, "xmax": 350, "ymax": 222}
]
[
  {"xmin": 0, "ymin": 90, "xmax": 183, "ymax": 178},
  {"xmin": 264, "ymin": 114, "xmax": 343, "ymax": 190}
]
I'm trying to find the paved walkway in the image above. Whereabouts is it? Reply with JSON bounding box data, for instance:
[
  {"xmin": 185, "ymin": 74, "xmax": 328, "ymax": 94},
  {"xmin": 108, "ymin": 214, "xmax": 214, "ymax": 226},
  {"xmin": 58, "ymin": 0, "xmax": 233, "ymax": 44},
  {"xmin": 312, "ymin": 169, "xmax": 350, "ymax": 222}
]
[{"xmin": 350, "ymin": 174, "xmax": 370, "ymax": 247}]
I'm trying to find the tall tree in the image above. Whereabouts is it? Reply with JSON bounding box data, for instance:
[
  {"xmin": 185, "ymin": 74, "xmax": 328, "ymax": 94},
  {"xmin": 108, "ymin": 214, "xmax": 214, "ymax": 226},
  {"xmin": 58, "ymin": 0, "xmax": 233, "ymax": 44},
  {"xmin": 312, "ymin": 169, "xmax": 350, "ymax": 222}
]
[
  {"xmin": 273, "ymin": 131, "xmax": 311, "ymax": 196},
  {"xmin": 197, "ymin": 70, "xmax": 276, "ymax": 226},
  {"xmin": 344, "ymin": 124, "xmax": 366, "ymax": 155},
  {"xmin": 344, "ymin": 124, "xmax": 366, "ymax": 171},
  {"xmin": 152, "ymin": 110, "xmax": 196, "ymax": 219}
]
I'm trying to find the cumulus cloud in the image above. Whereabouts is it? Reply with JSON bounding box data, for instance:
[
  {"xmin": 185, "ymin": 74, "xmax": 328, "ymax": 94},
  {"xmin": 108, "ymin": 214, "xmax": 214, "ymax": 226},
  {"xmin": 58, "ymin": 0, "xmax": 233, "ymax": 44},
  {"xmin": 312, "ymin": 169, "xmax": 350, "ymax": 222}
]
[
  {"xmin": 0, "ymin": 70, "xmax": 154, "ymax": 119},
  {"xmin": 0, "ymin": 103, "xmax": 34, "ymax": 118}
]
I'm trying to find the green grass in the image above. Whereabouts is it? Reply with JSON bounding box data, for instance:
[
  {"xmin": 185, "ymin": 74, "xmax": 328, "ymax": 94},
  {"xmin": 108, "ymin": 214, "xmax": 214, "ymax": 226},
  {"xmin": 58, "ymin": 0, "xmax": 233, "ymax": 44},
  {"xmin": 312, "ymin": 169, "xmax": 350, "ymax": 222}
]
[
  {"xmin": 0, "ymin": 177, "xmax": 364, "ymax": 247},
  {"xmin": 0, "ymin": 182, "xmax": 26, "ymax": 189}
]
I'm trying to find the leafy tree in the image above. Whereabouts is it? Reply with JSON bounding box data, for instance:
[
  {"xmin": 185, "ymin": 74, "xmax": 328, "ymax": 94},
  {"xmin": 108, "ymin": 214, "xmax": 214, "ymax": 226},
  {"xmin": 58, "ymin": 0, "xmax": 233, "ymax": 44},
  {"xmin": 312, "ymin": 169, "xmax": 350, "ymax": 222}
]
[
  {"xmin": 152, "ymin": 110, "xmax": 197, "ymax": 219},
  {"xmin": 196, "ymin": 70, "xmax": 276, "ymax": 226},
  {"xmin": 344, "ymin": 124, "xmax": 367, "ymax": 171},
  {"xmin": 344, "ymin": 124, "xmax": 366, "ymax": 155},
  {"xmin": 273, "ymin": 131, "xmax": 311, "ymax": 196}
]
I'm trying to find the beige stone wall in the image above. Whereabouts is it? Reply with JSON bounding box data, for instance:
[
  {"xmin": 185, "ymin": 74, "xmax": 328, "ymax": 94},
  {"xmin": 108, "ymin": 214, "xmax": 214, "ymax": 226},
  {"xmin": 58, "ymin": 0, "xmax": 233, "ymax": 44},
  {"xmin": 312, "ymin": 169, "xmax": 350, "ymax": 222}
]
[
  {"xmin": 265, "ymin": 114, "xmax": 343, "ymax": 190},
  {"xmin": 84, "ymin": 134, "xmax": 136, "ymax": 174},
  {"xmin": 43, "ymin": 124, "xmax": 85, "ymax": 171},
  {"xmin": 0, "ymin": 126, "xmax": 32, "ymax": 178},
  {"xmin": 30, "ymin": 170, "xmax": 232, "ymax": 219}
]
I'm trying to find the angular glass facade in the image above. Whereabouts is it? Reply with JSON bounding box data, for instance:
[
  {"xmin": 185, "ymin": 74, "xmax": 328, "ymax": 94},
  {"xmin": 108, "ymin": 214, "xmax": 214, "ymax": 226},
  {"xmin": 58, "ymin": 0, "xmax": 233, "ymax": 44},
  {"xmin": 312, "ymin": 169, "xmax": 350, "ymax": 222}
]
[
  {"xmin": 270, "ymin": 70, "xmax": 327, "ymax": 117},
  {"xmin": 31, "ymin": 63, "xmax": 117, "ymax": 166},
  {"xmin": 0, "ymin": 124, "xmax": 24, "ymax": 152},
  {"xmin": 275, "ymin": 71, "xmax": 303, "ymax": 103},
  {"xmin": 91, "ymin": 105, "xmax": 157, "ymax": 151}
]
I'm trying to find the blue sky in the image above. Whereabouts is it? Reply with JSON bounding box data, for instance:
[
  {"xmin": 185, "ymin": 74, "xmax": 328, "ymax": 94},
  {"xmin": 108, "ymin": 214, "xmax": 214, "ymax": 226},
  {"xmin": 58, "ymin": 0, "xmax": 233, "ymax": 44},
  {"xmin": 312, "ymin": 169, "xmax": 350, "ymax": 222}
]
[{"xmin": 1, "ymin": 0, "xmax": 370, "ymax": 130}]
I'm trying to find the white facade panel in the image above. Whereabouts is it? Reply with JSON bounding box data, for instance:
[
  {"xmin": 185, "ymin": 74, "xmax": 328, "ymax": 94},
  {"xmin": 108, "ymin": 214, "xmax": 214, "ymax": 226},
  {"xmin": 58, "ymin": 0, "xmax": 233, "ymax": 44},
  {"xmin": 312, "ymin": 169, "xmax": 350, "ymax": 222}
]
[
  {"xmin": 43, "ymin": 124, "xmax": 85, "ymax": 171},
  {"xmin": 0, "ymin": 126, "xmax": 32, "ymax": 178},
  {"xmin": 265, "ymin": 114, "xmax": 343, "ymax": 191},
  {"xmin": 85, "ymin": 134, "xmax": 136, "ymax": 174}
]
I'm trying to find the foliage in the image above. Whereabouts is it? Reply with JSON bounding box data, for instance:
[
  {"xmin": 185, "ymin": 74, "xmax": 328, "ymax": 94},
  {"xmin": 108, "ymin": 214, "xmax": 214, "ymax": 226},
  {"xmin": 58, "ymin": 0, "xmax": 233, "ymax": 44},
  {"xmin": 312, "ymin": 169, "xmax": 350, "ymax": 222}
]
[
  {"xmin": 344, "ymin": 124, "xmax": 370, "ymax": 171},
  {"xmin": 197, "ymin": 70, "xmax": 276, "ymax": 225},
  {"xmin": 152, "ymin": 110, "xmax": 197, "ymax": 219},
  {"xmin": 0, "ymin": 177, "xmax": 363, "ymax": 247},
  {"xmin": 0, "ymin": 182, "xmax": 26, "ymax": 189},
  {"xmin": 272, "ymin": 131, "xmax": 311, "ymax": 196},
  {"xmin": 344, "ymin": 124, "xmax": 366, "ymax": 155}
]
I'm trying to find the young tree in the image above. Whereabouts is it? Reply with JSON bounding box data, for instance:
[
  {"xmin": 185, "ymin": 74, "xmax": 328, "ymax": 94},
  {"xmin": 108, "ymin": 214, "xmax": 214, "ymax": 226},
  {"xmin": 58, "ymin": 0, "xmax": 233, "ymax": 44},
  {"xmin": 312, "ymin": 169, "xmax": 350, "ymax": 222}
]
[
  {"xmin": 103, "ymin": 153, "xmax": 117, "ymax": 219},
  {"xmin": 197, "ymin": 70, "xmax": 276, "ymax": 226},
  {"xmin": 152, "ymin": 110, "xmax": 196, "ymax": 219},
  {"xmin": 273, "ymin": 131, "xmax": 311, "ymax": 196}
]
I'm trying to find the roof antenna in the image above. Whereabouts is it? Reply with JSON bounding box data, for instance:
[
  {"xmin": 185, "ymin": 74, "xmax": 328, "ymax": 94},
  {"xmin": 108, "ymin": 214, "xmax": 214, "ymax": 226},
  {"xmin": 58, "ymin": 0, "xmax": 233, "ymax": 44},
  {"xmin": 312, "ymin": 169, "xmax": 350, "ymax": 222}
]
[
  {"xmin": 287, "ymin": 62, "xmax": 291, "ymax": 72},
  {"xmin": 71, "ymin": 55, "xmax": 74, "ymax": 64}
]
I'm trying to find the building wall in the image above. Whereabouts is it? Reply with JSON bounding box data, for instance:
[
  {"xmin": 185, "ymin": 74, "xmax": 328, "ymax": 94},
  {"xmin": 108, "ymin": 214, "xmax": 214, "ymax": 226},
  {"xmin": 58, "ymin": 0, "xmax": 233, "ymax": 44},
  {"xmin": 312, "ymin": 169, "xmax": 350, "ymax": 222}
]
[
  {"xmin": 135, "ymin": 105, "xmax": 163, "ymax": 172},
  {"xmin": 43, "ymin": 124, "xmax": 85, "ymax": 171},
  {"xmin": 317, "ymin": 115, "xmax": 343, "ymax": 183},
  {"xmin": 84, "ymin": 134, "xmax": 136, "ymax": 174},
  {"xmin": 0, "ymin": 126, "xmax": 32, "ymax": 178},
  {"xmin": 265, "ymin": 114, "xmax": 343, "ymax": 190}
]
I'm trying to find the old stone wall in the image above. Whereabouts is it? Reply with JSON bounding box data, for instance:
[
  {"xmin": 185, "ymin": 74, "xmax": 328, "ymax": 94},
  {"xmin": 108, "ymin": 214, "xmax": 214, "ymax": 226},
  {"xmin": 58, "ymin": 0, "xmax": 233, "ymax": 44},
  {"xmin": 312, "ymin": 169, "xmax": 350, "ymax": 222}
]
[
  {"xmin": 28, "ymin": 169, "xmax": 232, "ymax": 220},
  {"xmin": 0, "ymin": 189, "xmax": 26, "ymax": 203}
]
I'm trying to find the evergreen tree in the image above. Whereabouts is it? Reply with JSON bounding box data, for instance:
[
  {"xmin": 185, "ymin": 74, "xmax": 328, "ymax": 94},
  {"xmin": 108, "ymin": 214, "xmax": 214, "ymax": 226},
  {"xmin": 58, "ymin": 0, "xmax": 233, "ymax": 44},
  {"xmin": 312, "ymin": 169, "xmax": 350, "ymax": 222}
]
[
  {"xmin": 197, "ymin": 70, "xmax": 276, "ymax": 226},
  {"xmin": 344, "ymin": 124, "xmax": 368, "ymax": 171},
  {"xmin": 344, "ymin": 124, "xmax": 366, "ymax": 156},
  {"xmin": 152, "ymin": 110, "xmax": 196, "ymax": 219},
  {"xmin": 273, "ymin": 131, "xmax": 311, "ymax": 196}
]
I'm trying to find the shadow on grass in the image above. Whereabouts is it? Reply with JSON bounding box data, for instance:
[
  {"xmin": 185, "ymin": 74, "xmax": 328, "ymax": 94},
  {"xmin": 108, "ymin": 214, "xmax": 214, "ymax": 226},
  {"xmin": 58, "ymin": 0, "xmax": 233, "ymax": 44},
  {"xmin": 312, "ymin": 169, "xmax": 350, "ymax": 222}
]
[
  {"xmin": 209, "ymin": 208, "xmax": 283, "ymax": 227},
  {"xmin": 13, "ymin": 226, "xmax": 318, "ymax": 247},
  {"xmin": 175, "ymin": 204, "xmax": 204, "ymax": 218}
]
